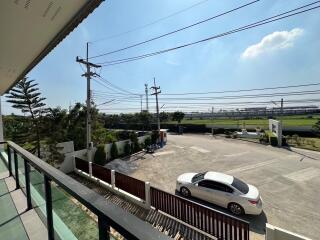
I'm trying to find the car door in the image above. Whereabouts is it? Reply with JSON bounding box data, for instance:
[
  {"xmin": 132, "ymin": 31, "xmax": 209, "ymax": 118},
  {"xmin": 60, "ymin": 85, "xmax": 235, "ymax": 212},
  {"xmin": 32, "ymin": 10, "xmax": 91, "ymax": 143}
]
[{"xmin": 197, "ymin": 180, "xmax": 234, "ymax": 207}]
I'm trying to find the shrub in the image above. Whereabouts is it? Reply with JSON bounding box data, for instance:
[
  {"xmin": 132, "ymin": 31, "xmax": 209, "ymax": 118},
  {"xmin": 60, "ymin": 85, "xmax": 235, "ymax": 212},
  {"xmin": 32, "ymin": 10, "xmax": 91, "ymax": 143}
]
[
  {"xmin": 124, "ymin": 141, "xmax": 131, "ymax": 156},
  {"xmin": 266, "ymin": 131, "xmax": 278, "ymax": 146},
  {"xmin": 144, "ymin": 137, "xmax": 151, "ymax": 147},
  {"xmin": 94, "ymin": 144, "xmax": 107, "ymax": 165},
  {"xmin": 259, "ymin": 133, "xmax": 269, "ymax": 143},
  {"xmin": 151, "ymin": 130, "xmax": 160, "ymax": 144},
  {"xmin": 110, "ymin": 142, "xmax": 118, "ymax": 159},
  {"xmin": 269, "ymin": 135, "xmax": 278, "ymax": 146},
  {"xmin": 282, "ymin": 137, "xmax": 287, "ymax": 146}
]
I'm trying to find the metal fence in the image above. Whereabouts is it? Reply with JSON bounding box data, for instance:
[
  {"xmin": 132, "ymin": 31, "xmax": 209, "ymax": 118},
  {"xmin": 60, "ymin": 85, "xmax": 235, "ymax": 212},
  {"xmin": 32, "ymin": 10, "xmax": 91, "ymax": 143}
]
[
  {"xmin": 150, "ymin": 187, "xmax": 249, "ymax": 240},
  {"xmin": 74, "ymin": 158, "xmax": 250, "ymax": 240},
  {"xmin": 75, "ymin": 157, "xmax": 89, "ymax": 174},
  {"xmin": 92, "ymin": 162, "xmax": 111, "ymax": 184},
  {"xmin": 115, "ymin": 171, "xmax": 146, "ymax": 200}
]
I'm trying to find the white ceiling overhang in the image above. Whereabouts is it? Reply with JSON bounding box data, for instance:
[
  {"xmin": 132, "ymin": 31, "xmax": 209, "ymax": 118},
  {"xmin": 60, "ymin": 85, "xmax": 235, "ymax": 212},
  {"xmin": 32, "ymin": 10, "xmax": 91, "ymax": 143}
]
[{"xmin": 0, "ymin": 0, "xmax": 103, "ymax": 95}]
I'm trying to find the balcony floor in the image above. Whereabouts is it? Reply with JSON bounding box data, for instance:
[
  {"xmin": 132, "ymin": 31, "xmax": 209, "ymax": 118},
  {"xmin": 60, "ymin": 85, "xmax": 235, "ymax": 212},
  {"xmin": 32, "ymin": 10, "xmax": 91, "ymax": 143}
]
[{"xmin": 0, "ymin": 158, "xmax": 47, "ymax": 240}]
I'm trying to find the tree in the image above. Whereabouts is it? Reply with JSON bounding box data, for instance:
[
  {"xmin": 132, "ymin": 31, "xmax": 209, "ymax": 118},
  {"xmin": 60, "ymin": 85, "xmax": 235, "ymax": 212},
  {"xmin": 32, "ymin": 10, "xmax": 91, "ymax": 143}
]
[
  {"xmin": 159, "ymin": 111, "xmax": 169, "ymax": 122},
  {"xmin": 172, "ymin": 111, "xmax": 185, "ymax": 124},
  {"xmin": 6, "ymin": 77, "xmax": 47, "ymax": 157},
  {"xmin": 110, "ymin": 142, "xmax": 118, "ymax": 159},
  {"xmin": 94, "ymin": 144, "xmax": 107, "ymax": 165}
]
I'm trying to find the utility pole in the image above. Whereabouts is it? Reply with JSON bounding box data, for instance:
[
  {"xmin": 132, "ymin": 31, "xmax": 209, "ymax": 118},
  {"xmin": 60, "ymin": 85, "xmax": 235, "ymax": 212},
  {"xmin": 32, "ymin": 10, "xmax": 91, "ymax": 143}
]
[
  {"xmin": 145, "ymin": 84, "xmax": 149, "ymax": 112},
  {"xmin": 140, "ymin": 95, "xmax": 143, "ymax": 112},
  {"xmin": 211, "ymin": 106, "xmax": 214, "ymax": 136},
  {"xmin": 76, "ymin": 43, "xmax": 101, "ymax": 151},
  {"xmin": 151, "ymin": 78, "xmax": 161, "ymax": 132}
]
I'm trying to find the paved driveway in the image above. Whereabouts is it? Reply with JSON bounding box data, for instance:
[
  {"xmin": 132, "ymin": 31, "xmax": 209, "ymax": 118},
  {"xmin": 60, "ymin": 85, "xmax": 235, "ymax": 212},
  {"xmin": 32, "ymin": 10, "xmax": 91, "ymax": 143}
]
[{"xmin": 107, "ymin": 134, "xmax": 320, "ymax": 239}]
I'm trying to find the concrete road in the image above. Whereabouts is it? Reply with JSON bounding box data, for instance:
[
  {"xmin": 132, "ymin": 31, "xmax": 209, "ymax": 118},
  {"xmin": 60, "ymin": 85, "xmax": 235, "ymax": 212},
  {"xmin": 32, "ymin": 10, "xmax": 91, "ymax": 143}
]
[{"xmin": 107, "ymin": 134, "xmax": 320, "ymax": 239}]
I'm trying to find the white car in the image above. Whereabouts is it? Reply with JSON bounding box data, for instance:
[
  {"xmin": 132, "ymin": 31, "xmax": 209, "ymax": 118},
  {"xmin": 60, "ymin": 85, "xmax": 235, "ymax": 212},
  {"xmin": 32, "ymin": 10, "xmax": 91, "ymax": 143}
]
[{"xmin": 176, "ymin": 171, "xmax": 262, "ymax": 215}]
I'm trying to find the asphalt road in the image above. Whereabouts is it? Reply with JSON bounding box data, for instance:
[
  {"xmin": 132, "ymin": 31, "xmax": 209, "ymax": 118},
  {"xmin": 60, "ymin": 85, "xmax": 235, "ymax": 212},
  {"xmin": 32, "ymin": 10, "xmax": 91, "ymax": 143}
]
[{"xmin": 107, "ymin": 134, "xmax": 320, "ymax": 240}]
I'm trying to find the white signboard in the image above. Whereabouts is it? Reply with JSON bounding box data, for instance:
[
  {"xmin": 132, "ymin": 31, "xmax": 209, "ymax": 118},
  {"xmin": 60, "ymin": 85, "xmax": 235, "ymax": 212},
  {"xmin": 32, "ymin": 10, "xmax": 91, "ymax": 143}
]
[{"xmin": 269, "ymin": 119, "xmax": 282, "ymax": 146}]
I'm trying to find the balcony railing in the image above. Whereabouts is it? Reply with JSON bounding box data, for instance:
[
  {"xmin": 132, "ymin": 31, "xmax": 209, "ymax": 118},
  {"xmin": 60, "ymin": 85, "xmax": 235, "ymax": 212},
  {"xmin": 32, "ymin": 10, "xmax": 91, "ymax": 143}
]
[{"xmin": 0, "ymin": 141, "xmax": 170, "ymax": 240}]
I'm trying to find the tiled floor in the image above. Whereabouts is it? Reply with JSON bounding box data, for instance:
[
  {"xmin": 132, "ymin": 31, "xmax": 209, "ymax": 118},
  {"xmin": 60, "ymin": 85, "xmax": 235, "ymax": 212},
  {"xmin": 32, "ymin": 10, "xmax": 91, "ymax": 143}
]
[{"xmin": 0, "ymin": 157, "xmax": 47, "ymax": 240}]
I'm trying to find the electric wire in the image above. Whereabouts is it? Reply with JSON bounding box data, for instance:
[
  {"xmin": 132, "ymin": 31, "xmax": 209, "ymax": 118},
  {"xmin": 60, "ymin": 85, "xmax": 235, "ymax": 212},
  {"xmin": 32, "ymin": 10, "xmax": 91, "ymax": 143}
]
[
  {"xmin": 98, "ymin": 2, "xmax": 320, "ymax": 66},
  {"xmin": 89, "ymin": 0, "xmax": 260, "ymax": 58}
]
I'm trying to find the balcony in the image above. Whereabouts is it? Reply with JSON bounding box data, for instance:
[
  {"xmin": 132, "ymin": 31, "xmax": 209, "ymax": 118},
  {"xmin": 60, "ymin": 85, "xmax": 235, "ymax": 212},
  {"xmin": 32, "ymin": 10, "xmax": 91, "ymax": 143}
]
[{"xmin": 0, "ymin": 141, "xmax": 170, "ymax": 240}]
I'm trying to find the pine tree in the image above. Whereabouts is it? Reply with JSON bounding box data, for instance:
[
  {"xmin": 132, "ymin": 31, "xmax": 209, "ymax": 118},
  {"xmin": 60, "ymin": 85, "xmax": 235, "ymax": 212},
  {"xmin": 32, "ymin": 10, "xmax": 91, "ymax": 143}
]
[{"xmin": 6, "ymin": 77, "xmax": 47, "ymax": 157}]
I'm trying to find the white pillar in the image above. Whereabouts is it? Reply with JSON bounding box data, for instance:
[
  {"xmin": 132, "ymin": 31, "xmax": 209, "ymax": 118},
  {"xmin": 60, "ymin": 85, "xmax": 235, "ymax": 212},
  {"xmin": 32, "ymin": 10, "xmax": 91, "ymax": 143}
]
[
  {"xmin": 145, "ymin": 182, "xmax": 151, "ymax": 209},
  {"xmin": 111, "ymin": 170, "xmax": 115, "ymax": 188},
  {"xmin": 88, "ymin": 161, "xmax": 93, "ymax": 177}
]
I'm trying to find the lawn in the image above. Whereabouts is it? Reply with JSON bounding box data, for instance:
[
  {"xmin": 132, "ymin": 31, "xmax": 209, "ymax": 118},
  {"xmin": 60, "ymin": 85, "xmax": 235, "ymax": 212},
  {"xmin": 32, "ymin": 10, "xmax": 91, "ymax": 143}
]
[{"xmin": 166, "ymin": 115, "xmax": 320, "ymax": 127}]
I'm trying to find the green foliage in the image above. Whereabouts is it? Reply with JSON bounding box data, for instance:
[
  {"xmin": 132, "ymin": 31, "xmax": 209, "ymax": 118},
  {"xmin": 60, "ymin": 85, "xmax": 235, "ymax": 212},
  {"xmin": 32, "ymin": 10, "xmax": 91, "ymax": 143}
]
[
  {"xmin": 129, "ymin": 131, "xmax": 140, "ymax": 152},
  {"xmin": 6, "ymin": 78, "xmax": 47, "ymax": 157},
  {"xmin": 92, "ymin": 128, "xmax": 117, "ymax": 145},
  {"xmin": 259, "ymin": 133, "xmax": 269, "ymax": 143},
  {"xmin": 266, "ymin": 131, "xmax": 278, "ymax": 146},
  {"xmin": 144, "ymin": 137, "xmax": 151, "ymax": 147},
  {"xmin": 312, "ymin": 119, "xmax": 320, "ymax": 136},
  {"xmin": 159, "ymin": 112, "xmax": 169, "ymax": 122},
  {"xmin": 172, "ymin": 111, "xmax": 185, "ymax": 124},
  {"xmin": 94, "ymin": 144, "xmax": 107, "ymax": 166},
  {"xmin": 124, "ymin": 141, "xmax": 131, "ymax": 156},
  {"xmin": 151, "ymin": 130, "xmax": 160, "ymax": 144},
  {"xmin": 110, "ymin": 142, "xmax": 118, "ymax": 159}
]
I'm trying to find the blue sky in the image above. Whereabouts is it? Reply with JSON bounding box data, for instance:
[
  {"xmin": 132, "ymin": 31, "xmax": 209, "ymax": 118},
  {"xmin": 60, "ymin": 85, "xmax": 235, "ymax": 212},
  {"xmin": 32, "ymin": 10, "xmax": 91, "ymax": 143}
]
[{"xmin": 3, "ymin": 0, "xmax": 320, "ymax": 114}]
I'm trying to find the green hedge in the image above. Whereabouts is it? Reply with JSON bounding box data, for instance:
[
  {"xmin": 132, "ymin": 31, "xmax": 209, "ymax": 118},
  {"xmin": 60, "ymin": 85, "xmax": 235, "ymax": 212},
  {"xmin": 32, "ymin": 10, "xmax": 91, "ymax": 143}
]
[{"xmin": 265, "ymin": 130, "xmax": 278, "ymax": 146}]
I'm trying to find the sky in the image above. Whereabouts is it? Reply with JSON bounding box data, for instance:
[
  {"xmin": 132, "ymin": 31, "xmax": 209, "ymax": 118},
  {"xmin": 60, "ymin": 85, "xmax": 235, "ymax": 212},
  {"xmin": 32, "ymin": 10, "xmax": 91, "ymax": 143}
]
[{"xmin": 2, "ymin": 0, "xmax": 320, "ymax": 114}]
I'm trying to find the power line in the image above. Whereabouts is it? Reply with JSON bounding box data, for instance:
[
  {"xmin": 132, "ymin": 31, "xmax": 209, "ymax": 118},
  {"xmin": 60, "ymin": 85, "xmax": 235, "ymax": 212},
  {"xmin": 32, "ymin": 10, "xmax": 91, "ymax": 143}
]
[
  {"xmin": 93, "ymin": 82, "xmax": 320, "ymax": 96},
  {"xmin": 98, "ymin": 2, "xmax": 320, "ymax": 66},
  {"xmin": 89, "ymin": 0, "xmax": 260, "ymax": 58},
  {"xmin": 91, "ymin": 0, "xmax": 209, "ymax": 43},
  {"xmin": 96, "ymin": 76, "xmax": 141, "ymax": 95},
  {"xmin": 161, "ymin": 83, "xmax": 320, "ymax": 95},
  {"xmin": 94, "ymin": 89, "xmax": 320, "ymax": 101},
  {"xmin": 92, "ymin": 78, "xmax": 132, "ymax": 95}
]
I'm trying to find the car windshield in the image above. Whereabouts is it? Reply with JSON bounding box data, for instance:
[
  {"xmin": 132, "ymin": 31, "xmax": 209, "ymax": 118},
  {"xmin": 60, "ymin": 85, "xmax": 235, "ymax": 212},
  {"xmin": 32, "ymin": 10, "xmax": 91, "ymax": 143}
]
[
  {"xmin": 231, "ymin": 177, "xmax": 249, "ymax": 194},
  {"xmin": 191, "ymin": 172, "xmax": 206, "ymax": 183}
]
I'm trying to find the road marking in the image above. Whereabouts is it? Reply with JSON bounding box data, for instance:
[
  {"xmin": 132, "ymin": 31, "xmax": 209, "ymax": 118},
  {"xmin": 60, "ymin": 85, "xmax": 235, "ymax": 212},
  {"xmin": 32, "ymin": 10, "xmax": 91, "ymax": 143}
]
[
  {"xmin": 190, "ymin": 146, "xmax": 210, "ymax": 153},
  {"xmin": 223, "ymin": 152, "xmax": 249, "ymax": 157},
  {"xmin": 225, "ymin": 160, "xmax": 276, "ymax": 174},
  {"xmin": 153, "ymin": 151, "xmax": 175, "ymax": 156},
  {"xmin": 284, "ymin": 168, "xmax": 320, "ymax": 182}
]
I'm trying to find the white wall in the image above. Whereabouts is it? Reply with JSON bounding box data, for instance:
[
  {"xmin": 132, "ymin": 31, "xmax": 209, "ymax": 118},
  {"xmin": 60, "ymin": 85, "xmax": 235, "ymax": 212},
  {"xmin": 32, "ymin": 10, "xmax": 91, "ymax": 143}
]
[{"xmin": 266, "ymin": 224, "xmax": 311, "ymax": 240}]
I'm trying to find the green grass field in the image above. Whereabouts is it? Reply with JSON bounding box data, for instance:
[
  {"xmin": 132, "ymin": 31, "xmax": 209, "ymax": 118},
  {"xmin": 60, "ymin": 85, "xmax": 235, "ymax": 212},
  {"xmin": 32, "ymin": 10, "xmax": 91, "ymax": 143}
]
[{"xmin": 167, "ymin": 115, "xmax": 320, "ymax": 127}]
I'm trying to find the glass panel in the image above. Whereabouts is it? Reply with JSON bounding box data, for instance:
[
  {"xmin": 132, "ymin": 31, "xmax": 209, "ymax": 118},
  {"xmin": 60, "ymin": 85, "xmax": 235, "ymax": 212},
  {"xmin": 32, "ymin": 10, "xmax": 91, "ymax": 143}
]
[
  {"xmin": 30, "ymin": 167, "xmax": 46, "ymax": 220},
  {"xmin": 17, "ymin": 154, "xmax": 26, "ymax": 193},
  {"xmin": 51, "ymin": 182, "xmax": 99, "ymax": 240},
  {"xmin": 10, "ymin": 149, "xmax": 15, "ymax": 177}
]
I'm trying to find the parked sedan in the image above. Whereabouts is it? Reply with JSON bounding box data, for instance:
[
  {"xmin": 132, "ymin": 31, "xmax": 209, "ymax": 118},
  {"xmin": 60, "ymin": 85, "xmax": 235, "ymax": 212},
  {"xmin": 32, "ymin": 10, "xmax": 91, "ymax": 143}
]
[{"xmin": 176, "ymin": 171, "xmax": 262, "ymax": 215}]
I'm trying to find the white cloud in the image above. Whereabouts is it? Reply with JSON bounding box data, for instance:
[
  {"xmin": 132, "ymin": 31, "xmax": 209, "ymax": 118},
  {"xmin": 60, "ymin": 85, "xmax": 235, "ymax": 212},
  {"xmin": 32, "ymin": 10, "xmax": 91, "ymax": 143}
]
[{"xmin": 241, "ymin": 28, "xmax": 304, "ymax": 59}]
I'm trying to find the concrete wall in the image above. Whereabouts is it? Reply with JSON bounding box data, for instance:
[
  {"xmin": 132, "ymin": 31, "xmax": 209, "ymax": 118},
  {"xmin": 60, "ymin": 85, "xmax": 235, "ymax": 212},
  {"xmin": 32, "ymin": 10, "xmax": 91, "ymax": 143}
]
[
  {"xmin": 266, "ymin": 224, "xmax": 311, "ymax": 240},
  {"xmin": 59, "ymin": 135, "xmax": 151, "ymax": 173},
  {"xmin": 104, "ymin": 135, "xmax": 150, "ymax": 160}
]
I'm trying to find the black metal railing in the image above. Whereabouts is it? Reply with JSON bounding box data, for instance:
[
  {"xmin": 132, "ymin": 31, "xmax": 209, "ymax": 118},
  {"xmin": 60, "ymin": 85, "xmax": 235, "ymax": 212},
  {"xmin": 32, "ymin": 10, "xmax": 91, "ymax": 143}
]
[{"xmin": 1, "ymin": 141, "xmax": 170, "ymax": 240}]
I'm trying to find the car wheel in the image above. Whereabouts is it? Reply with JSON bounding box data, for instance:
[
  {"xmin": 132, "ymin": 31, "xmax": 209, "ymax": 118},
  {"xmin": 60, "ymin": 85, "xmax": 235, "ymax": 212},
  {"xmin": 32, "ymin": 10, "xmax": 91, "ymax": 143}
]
[
  {"xmin": 180, "ymin": 187, "xmax": 191, "ymax": 197},
  {"xmin": 228, "ymin": 203, "xmax": 244, "ymax": 216}
]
